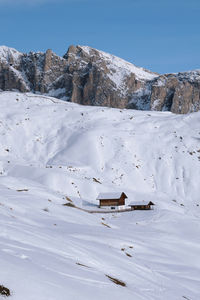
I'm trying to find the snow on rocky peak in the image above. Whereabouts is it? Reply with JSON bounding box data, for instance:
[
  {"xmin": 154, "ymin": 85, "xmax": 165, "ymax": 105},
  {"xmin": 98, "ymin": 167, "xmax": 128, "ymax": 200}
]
[
  {"xmin": 80, "ymin": 45, "xmax": 159, "ymax": 84},
  {"xmin": 0, "ymin": 45, "xmax": 23, "ymax": 63},
  {"xmin": 0, "ymin": 45, "xmax": 200, "ymax": 114},
  {"xmin": 177, "ymin": 69, "xmax": 200, "ymax": 82}
]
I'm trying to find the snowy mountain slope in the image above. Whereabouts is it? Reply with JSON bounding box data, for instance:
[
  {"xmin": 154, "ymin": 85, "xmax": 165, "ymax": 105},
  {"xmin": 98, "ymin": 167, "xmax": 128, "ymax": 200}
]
[{"xmin": 0, "ymin": 92, "xmax": 200, "ymax": 300}]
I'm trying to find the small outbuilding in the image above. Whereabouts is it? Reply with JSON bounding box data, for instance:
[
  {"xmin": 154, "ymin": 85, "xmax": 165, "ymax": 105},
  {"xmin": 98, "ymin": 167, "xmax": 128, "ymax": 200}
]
[
  {"xmin": 129, "ymin": 201, "xmax": 155, "ymax": 210},
  {"xmin": 97, "ymin": 192, "xmax": 127, "ymax": 208}
]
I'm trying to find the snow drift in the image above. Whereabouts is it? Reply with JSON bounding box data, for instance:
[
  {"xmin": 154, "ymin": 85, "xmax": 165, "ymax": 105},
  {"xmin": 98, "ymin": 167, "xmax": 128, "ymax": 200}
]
[{"xmin": 0, "ymin": 92, "xmax": 200, "ymax": 300}]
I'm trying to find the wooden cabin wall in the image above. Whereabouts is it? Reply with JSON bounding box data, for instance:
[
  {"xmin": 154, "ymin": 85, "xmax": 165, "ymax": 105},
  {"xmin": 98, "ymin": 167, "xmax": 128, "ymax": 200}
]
[
  {"xmin": 119, "ymin": 196, "xmax": 125, "ymax": 206},
  {"xmin": 100, "ymin": 199, "xmax": 119, "ymax": 206},
  {"xmin": 131, "ymin": 205, "xmax": 151, "ymax": 210}
]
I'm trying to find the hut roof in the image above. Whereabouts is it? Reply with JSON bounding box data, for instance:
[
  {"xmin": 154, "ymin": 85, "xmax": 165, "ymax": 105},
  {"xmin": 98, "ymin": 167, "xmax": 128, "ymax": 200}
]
[
  {"xmin": 129, "ymin": 201, "xmax": 155, "ymax": 206},
  {"xmin": 96, "ymin": 192, "xmax": 127, "ymax": 200}
]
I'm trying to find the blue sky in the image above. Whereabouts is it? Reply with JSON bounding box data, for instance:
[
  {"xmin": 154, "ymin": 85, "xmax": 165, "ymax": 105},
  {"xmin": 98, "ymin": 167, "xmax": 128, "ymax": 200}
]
[{"xmin": 0, "ymin": 0, "xmax": 199, "ymax": 74}]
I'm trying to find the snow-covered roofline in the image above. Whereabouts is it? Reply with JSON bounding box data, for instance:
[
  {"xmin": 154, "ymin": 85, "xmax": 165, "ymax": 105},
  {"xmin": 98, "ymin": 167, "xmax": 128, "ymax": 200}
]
[
  {"xmin": 129, "ymin": 201, "xmax": 154, "ymax": 206},
  {"xmin": 96, "ymin": 192, "xmax": 127, "ymax": 200}
]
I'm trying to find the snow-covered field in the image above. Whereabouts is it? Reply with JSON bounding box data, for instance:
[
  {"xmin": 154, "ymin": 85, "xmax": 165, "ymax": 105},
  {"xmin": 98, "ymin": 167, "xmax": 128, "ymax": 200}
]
[{"xmin": 0, "ymin": 92, "xmax": 200, "ymax": 300}]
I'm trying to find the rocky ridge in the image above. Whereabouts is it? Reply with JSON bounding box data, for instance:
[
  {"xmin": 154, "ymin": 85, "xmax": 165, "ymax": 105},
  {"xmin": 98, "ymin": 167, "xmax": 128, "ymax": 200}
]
[{"xmin": 0, "ymin": 45, "xmax": 200, "ymax": 114}]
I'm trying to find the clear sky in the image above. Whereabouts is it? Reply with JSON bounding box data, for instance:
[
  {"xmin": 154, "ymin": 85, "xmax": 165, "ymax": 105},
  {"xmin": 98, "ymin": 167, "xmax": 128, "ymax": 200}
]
[{"xmin": 0, "ymin": 0, "xmax": 199, "ymax": 74}]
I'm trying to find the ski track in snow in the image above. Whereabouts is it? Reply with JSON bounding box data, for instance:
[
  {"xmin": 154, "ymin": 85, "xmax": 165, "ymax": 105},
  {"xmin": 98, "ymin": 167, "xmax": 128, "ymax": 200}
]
[{"xmin": 0, "ymin": 91, "xmax": 200, "ymax": 300}]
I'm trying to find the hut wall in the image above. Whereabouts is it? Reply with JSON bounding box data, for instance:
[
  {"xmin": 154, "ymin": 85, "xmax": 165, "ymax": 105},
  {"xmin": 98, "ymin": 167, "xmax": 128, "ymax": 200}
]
[
  {"xmin": 100, "ymin": 199, "xmax": 120, "ymax": 206},
  {"xmin": 118, "ymin": 195, "xmax": 125, "ymax": 206},
  {"xmin": 131, "ymin": 205, "xmax": 151, "ymax": 210}
]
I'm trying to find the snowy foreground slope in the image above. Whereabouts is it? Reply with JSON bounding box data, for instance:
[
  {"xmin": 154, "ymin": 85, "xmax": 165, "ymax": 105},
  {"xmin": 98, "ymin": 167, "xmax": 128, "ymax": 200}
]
[{"xmin": 0, "ymin": 92, "xmax": 200, "ymax": 300}]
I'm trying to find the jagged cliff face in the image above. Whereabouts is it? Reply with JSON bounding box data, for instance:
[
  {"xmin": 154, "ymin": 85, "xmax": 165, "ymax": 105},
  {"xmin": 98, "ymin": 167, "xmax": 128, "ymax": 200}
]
[
  {"xmin": 150, "ymin": 71, "xmax": 200, "ymax": 113},
  {"xmin": 62, "ymin": 45, "xmax": 157, "ymax": 108},
  {"xmin": 0, "ymin": 45, "xmax": 200, "ymax": 114},
  {"xmin": 0, "ymin": 47, "xmax": 67, "ymax": 98}
]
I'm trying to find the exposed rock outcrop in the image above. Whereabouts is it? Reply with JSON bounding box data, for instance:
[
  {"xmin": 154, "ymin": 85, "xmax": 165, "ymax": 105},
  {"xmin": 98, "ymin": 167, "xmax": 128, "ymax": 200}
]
[
  {"xmin": 61, "ymin": 45, "xmax": 157, "ymax": 108},
  {"xmin": 150, "ymin": 71, "xmax": 200, "ymax": 113},
  {"xmin": 0, "ymin": 45, "xmax": 200, "ymax": 114}
]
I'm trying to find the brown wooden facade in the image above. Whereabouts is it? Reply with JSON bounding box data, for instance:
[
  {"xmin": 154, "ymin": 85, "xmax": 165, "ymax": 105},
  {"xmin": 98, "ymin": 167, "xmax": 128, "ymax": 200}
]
[
  {"xmin": 129, "ymin": 201, "xmax": 155, "ymax": 210},
  {"xmin": 98, "ymin": 193, "xmax": 127, "ymax": 207}
]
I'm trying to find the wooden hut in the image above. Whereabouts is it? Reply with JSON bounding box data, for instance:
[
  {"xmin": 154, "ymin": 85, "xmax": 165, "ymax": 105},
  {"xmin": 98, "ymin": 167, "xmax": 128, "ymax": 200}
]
[
  {"xmin": 129, "ymin": 201, "xmax": 155, "ymax": 210},
  {"xmin": 96, "ymin": 192, "xmax": 127, "ymax": 208}
]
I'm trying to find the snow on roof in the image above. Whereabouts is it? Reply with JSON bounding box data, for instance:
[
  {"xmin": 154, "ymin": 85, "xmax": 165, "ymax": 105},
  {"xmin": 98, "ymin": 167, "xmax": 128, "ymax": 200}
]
[
  {"xmin": 96, "ymin": 192, "xmax": 126, "ymax": 200},
  {"xmin": 129, "ymin": 201, "xmax": 154, "ymax": 206}
]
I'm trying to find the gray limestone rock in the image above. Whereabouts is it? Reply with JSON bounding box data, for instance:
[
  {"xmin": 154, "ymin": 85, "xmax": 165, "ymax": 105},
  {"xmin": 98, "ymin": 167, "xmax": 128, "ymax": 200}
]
[
  {"xmin": 150, "ymin": 71, "xmax": 200, "ymax": 113},
  {"xmin": 0, "ymin": 45, "xmax": 200, "ymax": 114}
]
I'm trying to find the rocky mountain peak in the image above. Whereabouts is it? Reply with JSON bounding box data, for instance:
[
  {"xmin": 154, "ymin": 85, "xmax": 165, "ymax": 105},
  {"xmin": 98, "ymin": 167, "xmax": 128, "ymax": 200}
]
[
  {"xmin": 0, "ymin": 44, "xmax": 200, "ymax": 114},
  {"xmin": 62, "ymin": 45, "xmax": 159, "ymax": 108},
  {"xmin": 0, "ymin": 46, "xmax": 22, "ymax": 66}
]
